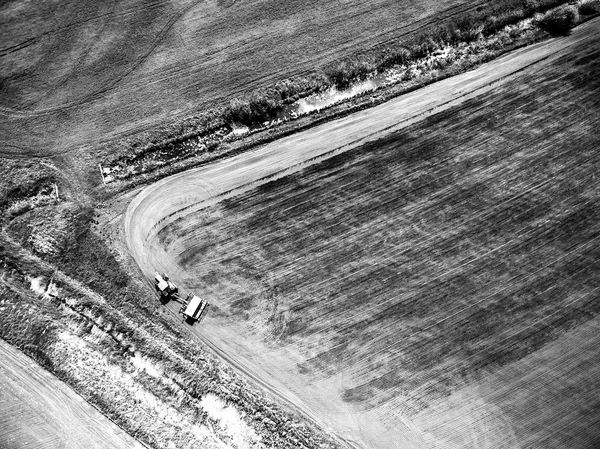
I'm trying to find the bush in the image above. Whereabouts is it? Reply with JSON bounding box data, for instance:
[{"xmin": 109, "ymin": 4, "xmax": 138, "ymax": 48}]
[
  {"xmin": 273, "ymin": 79, "xmax": 302, "ymax": 101},
  {"xmin": 409, "ymin": 35, "xmax": 442, "ymax": 59},
  {"xmin": 379, "ymin": 47, "xmax": 411, "ymax": 69},
  {"xmin": 523, "ymin": 0, "xmax": 541, "ymax": 14},
  {"xmin": 326, "ymin": 59, "xmax": 375, "ymax": 89},
  {"xmin": 461, "ymin": 24, "xmax": 485, "ymax": 42},
  {"xmin": 536, "ymin": 5, "xmax": 580, "ymax": 35},
  {"xmin": 225, "ymin": 93, "xmax": 281, "ymax": 125},
  {"xmin": 225, "ymin": 98, "xmax": 252, "ymax": 124},
  {"xmin": 484, "ymin": 9, "xmax": 526, "ymax": 35},
  {"xmin": 273, "ymin": 75, "xmax": 329, "ymax": 102},
  {"xmin": 248, "ymin": 92, "xmax": 279, "ymax": 122},
  {"xmin": 579, "ymin": 0, "xmax": 600, "ymax": 15},
  {"xmin": 524, "ymin": 0, "xmax": 571, "ymax": 13}
]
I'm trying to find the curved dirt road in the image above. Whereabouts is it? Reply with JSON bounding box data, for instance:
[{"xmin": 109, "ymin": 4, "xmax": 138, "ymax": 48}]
[
  {"xmin": 125, "ymin": 19, "xmax": 599, "ymax": 268},
  {"xmin": 0, "ymin": 339, "xmax": 143, "ymax": 449},
  {"xmin": 124, "ymin": 19, "xmax": 600, "ymax": 449}
]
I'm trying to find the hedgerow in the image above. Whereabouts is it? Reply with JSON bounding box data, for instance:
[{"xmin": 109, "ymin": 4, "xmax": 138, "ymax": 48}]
[
  {"xmin": 536, "ymin": 4, "xmax": 580, "ymax": 35},
  {"xmin": 578, "ymin": 0, "xmax": 600, "ymax": 15},
  {"xmin": 103, "ymin": 0, "xmax": 590, "ymax": 170}
]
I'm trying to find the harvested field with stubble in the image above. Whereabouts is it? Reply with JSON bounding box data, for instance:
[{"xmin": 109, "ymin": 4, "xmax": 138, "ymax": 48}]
[
  {"xmin": 4, "ymin": 0, "xmax": 600, "ymax": 447},
  {"xmin": 147, "ymin": 24, "xmax": 600, "ymax": 448}
]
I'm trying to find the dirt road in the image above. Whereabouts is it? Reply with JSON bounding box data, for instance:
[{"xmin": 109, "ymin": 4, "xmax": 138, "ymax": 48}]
[
  {"xmin": 0, "ymin": 339, "xmax": 143, "ymax": 449},
  {"xmin": 124, "ymin": 19, "xmax": 600, "ymax": 449}
]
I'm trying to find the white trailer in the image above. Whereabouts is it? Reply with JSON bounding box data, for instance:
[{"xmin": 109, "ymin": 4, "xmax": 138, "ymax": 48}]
[{"xmin": 180, "ymin": 294, "xmax": 209, "ymax": 323}]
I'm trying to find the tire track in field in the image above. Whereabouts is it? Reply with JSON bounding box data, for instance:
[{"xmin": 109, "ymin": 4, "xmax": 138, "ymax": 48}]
[
  {"xmin": 349, "ymin": 233, "xmax": 600, "ymax": 379},
  {"xmin": 409, "ymin": 316, "xmax": 600, "ymax": 448},
  {"xmin": 133, "ymin": 273, "xmax": 363, "ymax": 449},
  {"xmin": 139, "ymin": 44, "xmax": 564, "ymax": 245},
  {"xmin": 124, "ymin": 17, "xmax": 596, "ymax": 344},
  {"xmin": 218, "ymin": 173, "xmax": 597, "ymax": 364},
  {"xmin": 0, "ymin": 36, "xmax": 39, "ymax": 57},
  {"xmin": 279, "ymin": 137, "xmax": 598, "ymax": 345},
  {"xmin": 164, "ymin": 0, "xmax": 502, "ymax": 111},
  {"xmin": 0, "ymin": 0, "xmax": 204, "ymax": 118},
  {"xmin": 283, "ymin": 118, "xmax": 600, "ymax": 382},
  {"xmin": 18, "ymin": 0, "xmax": 121, "ymax": 111},
  {"xmin": 183, "ymin": 0, "xmax": 491, "ymax": 102},
  {"xmin": 0, "ymin": 0, "xmax": 164, "ymax": 56}
]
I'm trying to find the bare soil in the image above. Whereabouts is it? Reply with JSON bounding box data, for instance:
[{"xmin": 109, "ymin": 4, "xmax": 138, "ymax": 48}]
[{"xmin": 123, "ymin": 19, "xmax": 600, "ymax": 449}]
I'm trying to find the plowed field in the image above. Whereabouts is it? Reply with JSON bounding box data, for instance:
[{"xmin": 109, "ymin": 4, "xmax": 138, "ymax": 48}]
[{"xmin": 126, "ymin": 20, "xmax": 600, "ymax": 449}]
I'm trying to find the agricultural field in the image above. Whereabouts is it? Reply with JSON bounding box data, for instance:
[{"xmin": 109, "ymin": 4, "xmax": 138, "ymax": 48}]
[
  {"xmin": 0, "ymin": 339, "xmax": 143, "ymax": 449},
  {"xmin": 0, "ymin": 0, "xmax": 542, "ymax": 160},
  {"xmin": 142, "ymin": 20, "xmax": 600, "ymax": 448},
  {"xmin": 3, "ymin": 0, "xmax": 600, "ymax": 447}
]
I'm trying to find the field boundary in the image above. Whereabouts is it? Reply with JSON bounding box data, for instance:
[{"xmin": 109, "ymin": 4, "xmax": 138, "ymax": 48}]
[
  {"xmin": 125, "ymin": 17, "xmax": 599, "ymax": 248},
  {"xmin": 102, "ymin": 2, "xmax": 600, "ymax": 191}
]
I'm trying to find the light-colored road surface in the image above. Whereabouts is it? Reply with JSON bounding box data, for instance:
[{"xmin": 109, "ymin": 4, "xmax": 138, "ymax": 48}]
[
  {"xmin": 0, "ymin": 339, "xmax": 143, "ymax": 449},
  {"xmin": 124, "ymin": 19, "xmax": 600, "ymax": 449}
]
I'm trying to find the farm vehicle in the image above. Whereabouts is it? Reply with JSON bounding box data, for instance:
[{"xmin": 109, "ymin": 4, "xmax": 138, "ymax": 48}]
[
  {"xmin": 154, "ymin": 272, "xmax": 209, "ymax": 324},
  {"xmin": 154, "ymin": 272, "xmax": 178, "ymax": 299}
]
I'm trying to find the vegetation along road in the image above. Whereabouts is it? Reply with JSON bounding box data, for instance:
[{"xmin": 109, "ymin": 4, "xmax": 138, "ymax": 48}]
[{"xmin": 124, "ymin": 18, "xmax": 600, "ymax": 449}]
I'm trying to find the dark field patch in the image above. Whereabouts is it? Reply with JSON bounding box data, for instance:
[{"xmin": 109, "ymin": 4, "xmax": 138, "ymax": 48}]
[{"xmin": 169, "ymin": 37, "xmax": 600, "ymax": 416}]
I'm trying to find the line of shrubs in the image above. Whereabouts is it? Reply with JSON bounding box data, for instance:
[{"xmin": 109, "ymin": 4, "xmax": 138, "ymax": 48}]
[
  {"xmin": 533, "ymin": 0, "xmax": 599, "ymax": 36},
  {"xmin": 579, "ymin": 0, "xmax": 600, "ymax": 13},
  {"xmin": 318, "ymin": 0, "xmax": 581, "ymax": 91},
  {"xmin": 223, "ymin": 74, "xmax": 329, "ymax": 126},
  {"xmin": 223, "ymin": 0, "xmax": 593, "ymax": 126}
]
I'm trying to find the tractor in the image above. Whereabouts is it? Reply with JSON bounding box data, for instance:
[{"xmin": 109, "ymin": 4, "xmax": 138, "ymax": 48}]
[
  {"xmin": 153, "ymin": 272, "xmax": 209, "ymax": 325},
  {"xmin": 154, "ymin": 272, "xmax": 178, "ymax": 300}
]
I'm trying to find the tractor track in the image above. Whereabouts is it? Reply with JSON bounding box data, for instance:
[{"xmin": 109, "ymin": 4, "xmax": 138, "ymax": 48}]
[{"xmin": 0, "ymin": 0, "xmax": 203, "ymax": 119}]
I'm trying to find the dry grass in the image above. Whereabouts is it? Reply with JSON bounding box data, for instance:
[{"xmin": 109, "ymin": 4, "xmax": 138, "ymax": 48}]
[{"xmin": 0, "ymin": 339, "xmax": 143, "ymax": 449}]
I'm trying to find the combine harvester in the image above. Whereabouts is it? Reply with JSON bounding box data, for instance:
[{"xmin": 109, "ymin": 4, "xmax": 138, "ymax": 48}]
[{"xmin": 154, "ymin": 272, "xmax": 209, "ymax": 325}]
